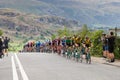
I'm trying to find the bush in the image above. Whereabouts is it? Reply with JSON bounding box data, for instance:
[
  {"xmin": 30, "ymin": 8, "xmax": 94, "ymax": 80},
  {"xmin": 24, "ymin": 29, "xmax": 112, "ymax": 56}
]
[
  {"xmin": 90, "ymin": 30, "xmax": 103, "ymax": 57},
  {"xmin": 114, "ymin": 37, "xmax": 120, "ymax": 59}
]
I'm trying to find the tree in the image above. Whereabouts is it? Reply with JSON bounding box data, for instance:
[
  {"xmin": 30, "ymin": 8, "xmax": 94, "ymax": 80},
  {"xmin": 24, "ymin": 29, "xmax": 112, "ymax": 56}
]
[
  {"xmin": 57, "ymin": 27, "xmax": 72, "ymax": 37},
  {"xmin": 90, "ymin": 30, "xmax": 103, "ymax": 56},
  {"xmin": 80, "ymin": 24, "xmax": 89, "ymax": 39},
  {"xmin": 51, "ymin": 34, "xmax": 56, "ymax": 40}
]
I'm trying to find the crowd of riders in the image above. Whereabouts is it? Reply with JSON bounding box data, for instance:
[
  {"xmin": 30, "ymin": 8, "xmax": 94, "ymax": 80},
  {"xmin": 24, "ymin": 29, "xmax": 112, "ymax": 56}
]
[
  {"xmin": 0, "ymin": 36, "xmax": 10, "ymax": 59},
  {"xmin": 22, "ymin": 31, "xmax": 116, "ymax": 63},
  {"xmin": 22, "ymin": 35, "xmax": 92, "ymax": 63}
]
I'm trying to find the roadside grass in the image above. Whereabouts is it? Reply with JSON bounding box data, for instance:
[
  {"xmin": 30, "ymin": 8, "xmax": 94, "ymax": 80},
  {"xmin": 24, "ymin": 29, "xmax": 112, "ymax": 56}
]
[{"xmin": 9, "ymin": 42, "xmax": 24, "ymax": 52}]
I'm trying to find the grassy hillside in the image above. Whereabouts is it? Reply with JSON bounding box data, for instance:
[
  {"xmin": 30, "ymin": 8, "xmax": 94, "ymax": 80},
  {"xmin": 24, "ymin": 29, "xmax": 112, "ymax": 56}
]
[{"xmin": 0, "ymin": 8, "xmax": 80, "ymax": 51}]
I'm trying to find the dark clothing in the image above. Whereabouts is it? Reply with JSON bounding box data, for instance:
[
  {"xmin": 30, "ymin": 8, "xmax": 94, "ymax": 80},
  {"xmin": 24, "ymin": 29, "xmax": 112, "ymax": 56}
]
[
  {"xmin": 103, "ymin": 38, "xmax": 108, "ymax": 45},
  {"xmin": 49, "ymin": 41, "xmax": 52, "ymax": 46},
  {"xmin": 66, "ymin": 39, "xmax": 72, "ymax": 47},
  {"xmin": 103, "ymin": 45, "xmax": 109, "ymax": 51},
  {"xmin": 0, "ymin": 40, "xmax": 3, "ymax": 52},
  {"xmin": 57, "ymin": 39, "xmax": 61, "ymax": 45},
  {"xmin": 108, "ymin": 36, "xmax": 115, "ymax": 53},
  {"xmin": 62, "ymin": 39, "xmax": 66, "ymax": 46},
  {"xmin": 109, "ymin": 46, "xmax": 114, "ymax": 53},
  {"xmin": 102, "ymin": 38, "xmax": 108, "ymax": 51},
  {"xmin": 52, "ymin": 39, "xmax": 57, "ymax": 46},
  {"xmin": 85, "ymin": 44, "xmax": 90, "ymax": 48},
  {"xmin": 4, "ymin": 38, "xmax": 10, "ymax": 49},
  {"xmin": 108, "ymin": 36, "xmax": 115, "ymax": 45}
]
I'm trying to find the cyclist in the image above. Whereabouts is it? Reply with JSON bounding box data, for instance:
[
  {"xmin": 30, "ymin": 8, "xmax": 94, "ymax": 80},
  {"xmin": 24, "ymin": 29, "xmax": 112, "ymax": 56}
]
[
  {"xmin": 48, "ymin": 39, "xmax": 52, "ymax": 53},
  {"xmin": 36, "ymin": 41, "xmax": 41, "ymax": 52},
  {"xmin": 83, "ymin": 36, "xmax": 92, "ymax": 63},
  {"xmin": 66, "ymin": 37, "xmax": 72, "ymax": 59},
  {"xmin": 73, "ymin": 43, "xmax": 81, "ymax": 62},
  {"xmin": 84, "ymin": 36, "xmax": 91, "ymax": 48},
  {"xmin": 57, "ymin": 37, "xmax": 62, "ymax": 55},
  {"xmin": 76, "ymin": 35, "xmax": 82, "ymax": 47},
  {"xmin": 86, "ymin": 47, "xmax": 91, "ymax": 64},
  {"xmin": 72, "ymin": 35, "xmax": 77, "ymax": 46},
  {"xmin": 61, "ymin": 37, "xmax": 67, "ymax": 56},
  {"xmin": 52, "ymin": 39, "xmax": 57, "ymax": 53}
]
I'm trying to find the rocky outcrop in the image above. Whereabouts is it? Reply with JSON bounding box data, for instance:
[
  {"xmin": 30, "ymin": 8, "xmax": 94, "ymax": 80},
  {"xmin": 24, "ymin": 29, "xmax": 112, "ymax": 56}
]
[
  {"xmin": 0, "ymin": 19, "xmax": 15, "ymax": 29},
  {"xmin": 0, "ymin": 9, "xmax": 20, "ymax": 17},
  {"xmin": 39, "ymin": 16, "xmax": 79, "ymax": 27}
]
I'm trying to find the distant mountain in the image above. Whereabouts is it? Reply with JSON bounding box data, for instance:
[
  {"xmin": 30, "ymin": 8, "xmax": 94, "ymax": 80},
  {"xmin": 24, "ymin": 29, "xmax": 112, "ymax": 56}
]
[
  {"xmin": 0, "ymin": 8, "xmax": 79, "ymax": 42},
  {"xmin": 0, "ymin": 0, "xmax": 120, "ymax": 27}
]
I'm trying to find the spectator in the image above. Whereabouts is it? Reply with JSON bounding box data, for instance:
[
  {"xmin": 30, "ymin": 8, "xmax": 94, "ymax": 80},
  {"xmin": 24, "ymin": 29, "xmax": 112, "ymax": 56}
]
[
  {"xmin": 4, "ymin": 37, "xmax": 10, "ymax": 56},
  {"xmin": 107, "ymin": 32, "xmax": 115, "ymax": 62},
  {"xmin": 101, "ymin": 33, "xmax": 109, "ymax": 59},
  {"xmin": 0, "ymin": 37, "xmax": 3, "ymax": 58}
]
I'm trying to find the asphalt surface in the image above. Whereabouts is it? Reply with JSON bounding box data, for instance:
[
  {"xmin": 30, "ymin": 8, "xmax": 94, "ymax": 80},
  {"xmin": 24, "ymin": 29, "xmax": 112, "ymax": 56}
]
[{"xmin": 0, "ymin": 53, "xmax": 120, "ymax": 80}]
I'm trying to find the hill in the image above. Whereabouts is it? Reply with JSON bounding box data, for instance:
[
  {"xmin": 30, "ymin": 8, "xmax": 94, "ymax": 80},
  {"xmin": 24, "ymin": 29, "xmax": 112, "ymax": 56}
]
[
  {"xmin": 0, "ymin": 8, "xmax": 80, "ymax": 43},
  {"xmin": 0, "ymin": 0, "xmax": 120, "ymax": 27}
]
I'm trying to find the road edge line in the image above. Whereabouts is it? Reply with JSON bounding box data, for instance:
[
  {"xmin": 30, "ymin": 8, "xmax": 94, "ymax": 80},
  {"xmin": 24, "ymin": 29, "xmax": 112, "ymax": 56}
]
[
  {"xmin": 14, "ymin": 53, "xmax": 29, "ymax": 80},
  {"xmin": 11, "ymin": 56, "xmax": 19, "ymax": 80}
]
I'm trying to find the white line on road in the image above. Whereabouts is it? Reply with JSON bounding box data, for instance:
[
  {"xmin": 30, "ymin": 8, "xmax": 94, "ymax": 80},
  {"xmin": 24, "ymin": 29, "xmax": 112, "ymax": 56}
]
[
  {"xmin": 11, "ymin": 56, "xmax": 19, "ymax": 80},
  {"xmin": 14, "ymin": 53, "xmax": 29, "ymax": 80}
]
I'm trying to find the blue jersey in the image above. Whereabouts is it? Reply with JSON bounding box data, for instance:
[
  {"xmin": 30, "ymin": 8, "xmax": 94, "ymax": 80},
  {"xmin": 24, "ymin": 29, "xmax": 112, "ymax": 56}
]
[
  {"xmin": 62, "ymin": 39, "xmax": 66, "ymax": 46},
  {"xmin": 36, "ymin": 41, "xmax": 41, "ymax": 47}
]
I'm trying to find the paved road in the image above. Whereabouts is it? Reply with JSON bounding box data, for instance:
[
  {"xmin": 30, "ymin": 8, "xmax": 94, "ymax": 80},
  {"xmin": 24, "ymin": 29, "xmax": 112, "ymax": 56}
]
[{"xmin": 0, "ymin": 53, "xmax": 120, "ymax": 80}]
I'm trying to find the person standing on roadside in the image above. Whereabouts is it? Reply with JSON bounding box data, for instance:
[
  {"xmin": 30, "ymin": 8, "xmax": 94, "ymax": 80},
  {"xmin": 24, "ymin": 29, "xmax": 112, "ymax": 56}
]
[
  {"xmin": 0, "ymin": 37, "xmax": 3, "ymax": 58},
  {"xmin": 107, "ymin": 32, "xmax": 115, "ymax": 62},
  {"xmin": 101, "ymin": 33, "xmax": 109, "ymax": 59},
  {"xmin": 4, "ymin": 37, "xmax": 10, "ymax": 56}
]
